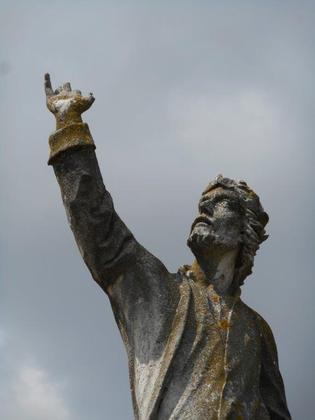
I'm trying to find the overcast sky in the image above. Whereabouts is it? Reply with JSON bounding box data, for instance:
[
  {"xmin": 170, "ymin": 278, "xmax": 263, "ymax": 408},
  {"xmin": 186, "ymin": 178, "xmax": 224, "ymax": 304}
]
[{"xmin": 1, "ymin": 1, "xmax": 314, "ymax": 419}]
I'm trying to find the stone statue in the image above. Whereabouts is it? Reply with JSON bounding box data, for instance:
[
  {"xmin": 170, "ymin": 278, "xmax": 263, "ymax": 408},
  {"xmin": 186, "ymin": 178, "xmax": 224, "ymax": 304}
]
[{"xmin": 44, "ymin": 74, "xmax": 291, "ymax": 420}]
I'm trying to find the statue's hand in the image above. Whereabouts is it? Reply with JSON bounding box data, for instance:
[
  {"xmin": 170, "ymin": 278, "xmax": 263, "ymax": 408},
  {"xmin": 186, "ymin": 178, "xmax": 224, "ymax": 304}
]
[{"xmin": 44, "ymin": 73, "xmax": 95, "ymax": 129}]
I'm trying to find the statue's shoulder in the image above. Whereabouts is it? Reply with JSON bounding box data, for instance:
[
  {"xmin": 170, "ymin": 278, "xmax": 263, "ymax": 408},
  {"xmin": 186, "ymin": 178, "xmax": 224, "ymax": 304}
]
[{"xmin": 240, "ymin": 300, "xmax": 276, "ymax": 345}]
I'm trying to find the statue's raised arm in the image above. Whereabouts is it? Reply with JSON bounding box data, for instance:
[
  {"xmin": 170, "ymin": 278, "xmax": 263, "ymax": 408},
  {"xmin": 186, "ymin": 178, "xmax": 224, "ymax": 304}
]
[
  {"xmin": 45, "ymin": 74, "xmax": 173, "ymax": 288},
  {"xmin": 46, "ymin": 74, "xmax": 146, "ymax": 284}
]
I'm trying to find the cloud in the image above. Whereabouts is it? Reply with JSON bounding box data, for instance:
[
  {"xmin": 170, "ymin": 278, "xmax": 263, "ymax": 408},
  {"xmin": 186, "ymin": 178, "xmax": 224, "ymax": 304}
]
[
  {"xmin": 168, "ymin": 89, "xmax": 281, "ymax": 155},
  {"xmin": 2, "ymin": 365, "xmax": 71, "ymax": 420}
]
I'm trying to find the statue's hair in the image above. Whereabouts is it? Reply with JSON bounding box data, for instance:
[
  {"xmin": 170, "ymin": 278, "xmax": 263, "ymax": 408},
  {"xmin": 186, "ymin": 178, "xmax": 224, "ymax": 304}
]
[{"xmin": 202, "ymin": 175, "xmax": 269, "ymax": 287}]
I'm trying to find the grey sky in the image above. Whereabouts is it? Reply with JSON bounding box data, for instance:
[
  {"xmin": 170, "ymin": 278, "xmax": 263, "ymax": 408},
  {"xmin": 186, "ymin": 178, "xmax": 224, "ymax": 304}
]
[{"xmin": 1, "ymin": 1, "xmax": 314, "ymax": 419}]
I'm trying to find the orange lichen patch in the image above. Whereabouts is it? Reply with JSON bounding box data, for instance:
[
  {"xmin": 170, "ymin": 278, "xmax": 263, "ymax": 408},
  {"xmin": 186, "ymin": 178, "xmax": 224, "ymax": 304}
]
[
  {"xmin": 210, "ymin": 294, "xmax": 220, "ymax": 303},
  {"xmin": 190, "ymin": 260, "xmax": 207, "ymax": 284},
  {"xmin": 48, "ymin": 122, "xmax": 95, "ymax": 164},
  {"xmin": 218, "ymin": 319, "xmax": 230, "ymax": 330},
  {"xmin": 56, "ymin": 110, "xmax": 83, "ymax": 129}
]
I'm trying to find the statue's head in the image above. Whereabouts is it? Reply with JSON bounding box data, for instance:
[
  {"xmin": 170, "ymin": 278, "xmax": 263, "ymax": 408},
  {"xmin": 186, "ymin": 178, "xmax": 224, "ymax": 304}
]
[{"xmin": 187, "ymin": 175, "xmax": 269, "ymax": 287}]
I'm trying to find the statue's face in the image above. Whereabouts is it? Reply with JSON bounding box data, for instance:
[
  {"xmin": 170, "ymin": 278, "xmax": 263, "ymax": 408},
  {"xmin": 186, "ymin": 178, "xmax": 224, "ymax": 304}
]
[{"xmin": 187, "ymin": 187, "xmax": 243, "ymax": 256}]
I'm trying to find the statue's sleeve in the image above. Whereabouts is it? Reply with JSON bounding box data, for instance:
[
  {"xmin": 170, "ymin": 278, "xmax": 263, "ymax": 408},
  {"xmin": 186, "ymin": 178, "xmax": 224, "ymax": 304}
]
[
  {"xmin": 258, "ymin": 317, "xmax": 291, "ymax": 419},
  {"xmin": 48, "ymin": 123, "xmax": 170, "ymax": 293}
]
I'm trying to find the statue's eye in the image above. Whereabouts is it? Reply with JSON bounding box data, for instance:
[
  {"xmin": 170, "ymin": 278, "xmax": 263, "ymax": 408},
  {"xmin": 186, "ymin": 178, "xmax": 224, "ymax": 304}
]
[
  {"xmin": 199, "ymin": 200, "xmax": 213, "ymax": 214},
  {"xmin": 227, "ymin": 200, "xmax": 240, "ymax": 211}
]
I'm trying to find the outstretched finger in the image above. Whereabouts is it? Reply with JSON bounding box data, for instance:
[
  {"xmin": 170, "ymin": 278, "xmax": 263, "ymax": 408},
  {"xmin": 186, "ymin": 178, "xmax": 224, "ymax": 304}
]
[
  {"xmin": 80, "ymin": 93, "xmax": 95, "ymax": 111},
  {"xmin": 88, "ymin": 92, "xmax": 95, "ymax": 103},
  {"xmin": 86, "ymin": 93, "xmax": 95, "ymax": 106},
  {"xmin": 82, "ymin": 93, "xmax": 95, "ymax": 104},
  {"xmin": 44, "ymin": 73, "xmax": 54, "ymax": 97}
]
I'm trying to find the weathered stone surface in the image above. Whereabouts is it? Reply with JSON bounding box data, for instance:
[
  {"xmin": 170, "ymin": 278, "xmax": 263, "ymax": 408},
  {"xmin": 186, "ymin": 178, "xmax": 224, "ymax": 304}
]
[{"xmin": 45, "ymin": 74, "xmax": 291, "ymax": 419}]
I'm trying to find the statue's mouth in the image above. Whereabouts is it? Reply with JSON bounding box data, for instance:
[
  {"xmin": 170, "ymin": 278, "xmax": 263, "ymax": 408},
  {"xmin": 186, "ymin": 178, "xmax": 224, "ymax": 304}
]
[{"xmin": 191, "ymin": 215, "xmax": 212, "ymax": 231}]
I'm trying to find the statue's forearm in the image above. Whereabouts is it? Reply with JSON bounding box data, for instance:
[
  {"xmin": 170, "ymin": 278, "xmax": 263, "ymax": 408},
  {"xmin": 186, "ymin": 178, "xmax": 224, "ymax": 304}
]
[{"xmin": 49, "ymin": 123, "xmax": 137, "ymax": 289}]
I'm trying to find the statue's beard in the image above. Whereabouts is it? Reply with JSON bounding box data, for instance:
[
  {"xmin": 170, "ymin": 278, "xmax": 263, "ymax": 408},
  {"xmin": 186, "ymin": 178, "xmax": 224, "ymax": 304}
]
[{"xmin": 187, "ymin": 222, "xmax": 240, "ymax": 255}]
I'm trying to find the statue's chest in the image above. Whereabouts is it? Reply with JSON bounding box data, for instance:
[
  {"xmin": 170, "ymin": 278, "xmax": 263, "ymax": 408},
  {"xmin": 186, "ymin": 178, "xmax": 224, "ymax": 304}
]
[{"xmin": 191, "ymin": 284, "xmax": 262, "ymax": 369}]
